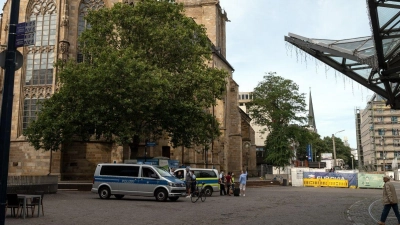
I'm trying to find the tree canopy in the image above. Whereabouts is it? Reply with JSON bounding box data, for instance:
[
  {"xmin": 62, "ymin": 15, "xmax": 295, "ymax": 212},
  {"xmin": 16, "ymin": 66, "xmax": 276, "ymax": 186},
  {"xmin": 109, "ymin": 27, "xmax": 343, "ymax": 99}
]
[
  {"xmin": 249, "ymin": 72, "xmax": 308, "ymax": 168},
  {"xmin": 24, "ymin": 0, "xmax": 228, "ymax": 151}
]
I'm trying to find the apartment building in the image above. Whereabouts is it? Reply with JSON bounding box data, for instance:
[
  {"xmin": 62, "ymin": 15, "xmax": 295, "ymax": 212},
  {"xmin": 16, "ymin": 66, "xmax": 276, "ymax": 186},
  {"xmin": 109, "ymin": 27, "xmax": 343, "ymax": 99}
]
[{"xmin": 359, "ymin": 94, "xmax": 400, "ymax": 171}]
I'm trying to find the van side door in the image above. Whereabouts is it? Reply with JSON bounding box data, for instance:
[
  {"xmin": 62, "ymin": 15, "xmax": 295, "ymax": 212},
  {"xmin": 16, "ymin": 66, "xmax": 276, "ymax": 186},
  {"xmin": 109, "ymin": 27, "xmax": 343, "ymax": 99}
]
[
  {"xmin": 119, "ymin": 165, "xmax": 140, "ymax": 194},
  {"xmin": 138, "ymin": 166, "xmax": 161, "ymax": 196}
]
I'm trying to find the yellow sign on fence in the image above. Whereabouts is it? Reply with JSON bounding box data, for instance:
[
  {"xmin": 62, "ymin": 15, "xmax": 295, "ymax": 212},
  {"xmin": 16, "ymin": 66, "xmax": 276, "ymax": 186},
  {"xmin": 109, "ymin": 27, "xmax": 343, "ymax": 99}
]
[{"xmin": 303, "ymin": 178, "xmax": 348, "ymax": 188}]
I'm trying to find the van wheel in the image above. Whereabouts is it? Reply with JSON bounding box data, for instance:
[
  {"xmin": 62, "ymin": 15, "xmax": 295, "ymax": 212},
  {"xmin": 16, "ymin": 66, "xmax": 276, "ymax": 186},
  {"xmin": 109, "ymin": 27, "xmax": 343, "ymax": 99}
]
[
  {"xmin": 169, "ymin": 197, "xmax": 179, "ymax": 201},
  {"xmin": 98, "ymin": 186, "xmax": 111, "ymax": 199},
  {"xmin": 155, "ymin": 189, "xmax": 168, "ymax": 201},
  {"xmin": 204, "ymin": 187, "xmax": 213, "ymax": 196},
  {"xmin": 115, "ymin": 194, "xmax": 124, "ymax": 200}
]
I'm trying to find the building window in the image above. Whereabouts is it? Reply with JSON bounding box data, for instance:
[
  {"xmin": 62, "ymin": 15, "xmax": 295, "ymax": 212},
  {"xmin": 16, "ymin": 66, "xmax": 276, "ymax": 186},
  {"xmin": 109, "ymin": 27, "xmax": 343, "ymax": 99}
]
[
  {"xmin": 238, "ymin": 95, "xmax": 241, "ymax": 100},
  {"xmin": 393, "ymin": 129, "xmax": 400, "ymax": 136},
  {"xmin": 78, "ymin": 0, "xmax": 105, "ymax": 61},
  {"xmin": 392, "ymin": 116, "xmax": 398, "ymax": 124},
  {"xmin": 394, "ymin": 139, "xmax": 400, "ymax": 147},
  {"xmin": 378, "ymin": 129, "xmax": 385, "ymax": 136},
  {"xmin": 23, "ymin": 0, "xmax": 57, "ymax": 130},
  {"xmin": 395, "ymin": 151, "xmax": 400, "ymax": 159},
  {"xmin": 377, "ymin": 117, "xmax": 384, "ymax": 123},
  {"xmin": 23, "ymin": 98, "xmax": 45, "ymax": 130}
]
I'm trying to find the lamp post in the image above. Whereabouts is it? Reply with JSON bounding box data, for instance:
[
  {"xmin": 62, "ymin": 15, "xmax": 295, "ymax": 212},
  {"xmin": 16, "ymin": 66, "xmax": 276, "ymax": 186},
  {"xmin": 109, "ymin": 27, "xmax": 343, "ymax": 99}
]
[
  {"xmin": 243, "ymin": 141, "xmax": 250, "ymax": 180},
  {"xmin": 351, "ymin": 155, "xmax": 354, "ymax": 170},
  {"xmin": 332, "ymin": 130, "xmax": 345, "ymax": 168},
  {"xmin": 381, "ymin": 136, "xmax": 385, "ymax": 172}
]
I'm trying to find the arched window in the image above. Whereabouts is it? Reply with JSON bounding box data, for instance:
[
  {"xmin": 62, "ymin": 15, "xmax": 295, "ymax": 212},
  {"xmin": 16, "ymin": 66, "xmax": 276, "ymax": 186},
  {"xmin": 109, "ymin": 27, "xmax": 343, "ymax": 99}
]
[
  {"xmin": 77, "ymin": 0, "xmax": 104, "ymax": 62},
  {"xmin": 23, "ymin": 0, "xmax": 57, "ymax": 130}
]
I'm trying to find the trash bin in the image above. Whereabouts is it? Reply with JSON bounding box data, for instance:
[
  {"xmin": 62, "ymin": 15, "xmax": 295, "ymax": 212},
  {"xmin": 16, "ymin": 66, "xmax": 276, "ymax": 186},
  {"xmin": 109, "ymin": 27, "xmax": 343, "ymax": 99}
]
[{"xmin": 282, "ymin": 179, "xmax": 288, "ymax": 186}]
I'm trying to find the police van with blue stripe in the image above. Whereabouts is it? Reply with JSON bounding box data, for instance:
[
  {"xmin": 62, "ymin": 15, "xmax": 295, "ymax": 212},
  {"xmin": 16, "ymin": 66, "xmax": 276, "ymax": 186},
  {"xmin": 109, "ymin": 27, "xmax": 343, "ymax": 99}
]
[{"xmin": 91, "ymin": 163, "xmax": 186, "ymax": 201}]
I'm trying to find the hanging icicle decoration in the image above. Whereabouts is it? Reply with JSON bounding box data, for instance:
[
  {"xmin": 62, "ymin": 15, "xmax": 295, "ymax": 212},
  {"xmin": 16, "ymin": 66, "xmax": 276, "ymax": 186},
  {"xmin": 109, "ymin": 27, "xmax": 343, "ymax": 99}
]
[
  {"xmin": 335, "ymin": 70, "xmax": 338, "ymax": 84},
  {"xmin": 324, "ymin": 64, "xmax": 330, "ymax": 79}
]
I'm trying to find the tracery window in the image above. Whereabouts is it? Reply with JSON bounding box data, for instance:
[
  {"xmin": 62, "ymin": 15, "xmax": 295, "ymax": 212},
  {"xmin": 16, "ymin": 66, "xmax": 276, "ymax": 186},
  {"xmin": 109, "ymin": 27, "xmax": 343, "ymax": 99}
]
[
  {"xmin": 77, "ymin": 0, "xmax": 104, "ymax": 62},
  {"xmin": 22, "ymin": 0, "xmax": 57, "ymax": 130}
]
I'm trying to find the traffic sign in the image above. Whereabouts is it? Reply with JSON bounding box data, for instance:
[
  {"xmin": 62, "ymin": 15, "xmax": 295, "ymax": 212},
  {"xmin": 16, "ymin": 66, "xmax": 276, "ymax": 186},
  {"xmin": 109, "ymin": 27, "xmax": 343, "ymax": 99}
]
[
  {"xmin": 146, "ymin": 142, "xmax": 156, "ymax": 147},
  {"xmin": 15, "ymin": 21, "xmax": 35, "ymax": 47}
]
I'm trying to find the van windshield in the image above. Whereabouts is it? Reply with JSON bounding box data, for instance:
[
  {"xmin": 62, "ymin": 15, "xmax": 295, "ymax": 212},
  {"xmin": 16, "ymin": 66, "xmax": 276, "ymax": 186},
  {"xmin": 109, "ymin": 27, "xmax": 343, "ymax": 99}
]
[{"xmin": 155, "ymin": 167, "xmax": 172, "ymax": 177}]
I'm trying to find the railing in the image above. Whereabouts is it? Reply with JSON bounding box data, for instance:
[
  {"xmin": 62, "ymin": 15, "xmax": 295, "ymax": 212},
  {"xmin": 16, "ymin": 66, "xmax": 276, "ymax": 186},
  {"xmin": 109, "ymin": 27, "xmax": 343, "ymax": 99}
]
[{"xmin": 7, "ymin": 175, "xmax": 58, "ymax": 194}]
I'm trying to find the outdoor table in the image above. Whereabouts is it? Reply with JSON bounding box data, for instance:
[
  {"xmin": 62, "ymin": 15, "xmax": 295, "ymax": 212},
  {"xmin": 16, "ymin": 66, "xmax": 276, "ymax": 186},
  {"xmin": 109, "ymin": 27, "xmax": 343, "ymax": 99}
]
[{"xmin": 17, "ymin": 194, "xmax": 42, "ymax": 219}]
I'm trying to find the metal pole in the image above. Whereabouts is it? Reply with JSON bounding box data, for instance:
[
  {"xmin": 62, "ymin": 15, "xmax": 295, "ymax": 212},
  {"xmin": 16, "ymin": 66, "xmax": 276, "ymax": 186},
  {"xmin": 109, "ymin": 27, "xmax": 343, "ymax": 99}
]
[
  {"xmin": 0, "ymin": 0, "xmax": 20, "ymax": 223},
  {"xmin": 332, "ymin": 130, "xmax": 345, "ymax": 169},
  {"xmin": 332, "ymin": 134, "xmax": 337, "ymax": 168},
  {"xmin": 382, "ymin": 136, "xmax": 385, "ymax": 172},
  {"xmin": 351, "ymin": 155, "xmax": 354, "ymax": 170}
]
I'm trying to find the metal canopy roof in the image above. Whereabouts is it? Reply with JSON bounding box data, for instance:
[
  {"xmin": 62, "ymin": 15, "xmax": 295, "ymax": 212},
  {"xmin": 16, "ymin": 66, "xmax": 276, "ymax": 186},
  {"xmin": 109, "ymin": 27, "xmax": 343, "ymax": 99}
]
[{"xmin": 284, "ymin": 0, "xmax": 400, "ymax": 109}]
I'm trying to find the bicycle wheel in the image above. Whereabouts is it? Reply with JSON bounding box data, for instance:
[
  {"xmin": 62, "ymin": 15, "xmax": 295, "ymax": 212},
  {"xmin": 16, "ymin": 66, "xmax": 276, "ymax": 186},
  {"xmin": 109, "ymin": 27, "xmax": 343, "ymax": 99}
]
[
  {"xmin": 200, "ymin": 192, "xmax": 206, "ymax": 202},
  {"xmin": 191, "ymin": 193, "xmax": 198, "ymax": 203}
]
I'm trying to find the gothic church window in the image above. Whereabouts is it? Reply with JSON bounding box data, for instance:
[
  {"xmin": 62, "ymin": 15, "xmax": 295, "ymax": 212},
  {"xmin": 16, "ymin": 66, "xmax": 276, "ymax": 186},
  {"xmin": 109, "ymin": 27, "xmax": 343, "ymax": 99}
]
[
  {"xmin": 77, "ymin": 0, "xmax": 105, "ymax": 62},
  {"xmin": 23, "ymin": 0, "xmax": 57, "ymax": 130}
]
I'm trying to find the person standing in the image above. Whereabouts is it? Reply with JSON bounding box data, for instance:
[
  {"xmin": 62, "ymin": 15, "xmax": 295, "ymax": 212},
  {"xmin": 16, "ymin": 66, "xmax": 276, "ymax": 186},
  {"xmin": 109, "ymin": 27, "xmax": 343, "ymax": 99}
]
[
  {"xmin": 185, "ymin": 167, "xmax": 192, "ymax": 198},
  {"xmin": 225, "ymin": 172, "xmax": 232, "ymax": 196},
  {"xmin": 219, "ymin": 171, "xmax": 226, "ymax": 196},
  {"xmin": 378, "ymin": 175, "xmax": 400, "ymax": 225},
  {"xmin": 190, "ymin": 170, "xmax": 197, "ymax": 196},
  {"xmin": 239, "ymin": 170, "xmax": 247, "ymax": 197}
]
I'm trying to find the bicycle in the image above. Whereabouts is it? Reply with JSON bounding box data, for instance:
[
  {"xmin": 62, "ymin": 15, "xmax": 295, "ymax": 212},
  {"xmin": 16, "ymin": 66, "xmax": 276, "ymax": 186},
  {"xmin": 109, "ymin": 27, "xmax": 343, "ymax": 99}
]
[{"xmin": 191, "ymin": 182, "xmax": 206, "ymax": 203}]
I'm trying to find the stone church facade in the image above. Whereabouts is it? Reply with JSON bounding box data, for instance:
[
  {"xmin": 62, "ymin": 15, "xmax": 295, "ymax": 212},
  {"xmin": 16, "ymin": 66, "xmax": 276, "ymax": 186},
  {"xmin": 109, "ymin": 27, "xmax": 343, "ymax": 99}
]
[{"xmin": 0, "ymin": 0, "xmax": 256, "ymax": 180}]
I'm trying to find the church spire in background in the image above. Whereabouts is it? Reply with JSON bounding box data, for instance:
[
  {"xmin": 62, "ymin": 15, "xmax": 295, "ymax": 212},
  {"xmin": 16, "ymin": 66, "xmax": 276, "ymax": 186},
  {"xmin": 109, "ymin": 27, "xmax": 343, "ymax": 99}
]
[{"xmin": 308, "ymin": 88, "xmax": 317, "ymax": 132}]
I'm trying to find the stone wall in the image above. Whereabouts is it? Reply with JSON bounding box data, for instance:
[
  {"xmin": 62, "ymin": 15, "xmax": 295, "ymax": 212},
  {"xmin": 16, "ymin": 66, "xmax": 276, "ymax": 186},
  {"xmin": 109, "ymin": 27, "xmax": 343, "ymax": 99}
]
[{"xmin": 61, "ymin": 142, "xmax": 111, "ymax": 180}]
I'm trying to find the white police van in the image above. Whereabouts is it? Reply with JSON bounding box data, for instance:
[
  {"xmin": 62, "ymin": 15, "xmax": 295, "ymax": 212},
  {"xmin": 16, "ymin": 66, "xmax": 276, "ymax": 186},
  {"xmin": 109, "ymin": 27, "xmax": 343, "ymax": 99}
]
[
  {"xmin": 173, "ymin": 168, "xmax": 219, "ymax": 196},
  {"xmin": 91, "ymin": 163, "xmax": 186, "ymax": 201}
]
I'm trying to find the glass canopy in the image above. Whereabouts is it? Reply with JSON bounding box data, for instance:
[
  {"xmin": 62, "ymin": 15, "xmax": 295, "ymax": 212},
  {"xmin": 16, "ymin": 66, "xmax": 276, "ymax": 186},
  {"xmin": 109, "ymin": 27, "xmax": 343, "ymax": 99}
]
[{"xmin": 285, "ymin": 0, "xmax": 400, "ymax": 109}]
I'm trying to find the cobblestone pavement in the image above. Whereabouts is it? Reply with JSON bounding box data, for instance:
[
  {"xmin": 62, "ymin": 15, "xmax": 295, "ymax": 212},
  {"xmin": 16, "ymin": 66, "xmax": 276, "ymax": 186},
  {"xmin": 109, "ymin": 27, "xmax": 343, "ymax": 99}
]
[
  {"xmin": 4, "ymin": 185, "xmax": 395, "ymax": 225},
  {"xmin": 347, "ymin": 181, "xmax": 400, "ymax": 225}
]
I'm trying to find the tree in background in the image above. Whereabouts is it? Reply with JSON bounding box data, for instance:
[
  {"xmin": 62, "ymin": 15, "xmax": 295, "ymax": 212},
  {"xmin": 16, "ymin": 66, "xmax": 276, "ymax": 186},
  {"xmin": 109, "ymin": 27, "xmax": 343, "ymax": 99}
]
[
  {"xmin": 297, "ymin": 132, "xmax": 329, "ymax": 161},
  {"xmin": 321, "ymin": 136, "xmax": 352, "ymax": 168},
  {"xmin": 24, "ymin": 0, "xmax": 228, "ymax": 151},
  {"xmin": 249, "ymin": 72, "xmax": 308, "ymax": 169}
]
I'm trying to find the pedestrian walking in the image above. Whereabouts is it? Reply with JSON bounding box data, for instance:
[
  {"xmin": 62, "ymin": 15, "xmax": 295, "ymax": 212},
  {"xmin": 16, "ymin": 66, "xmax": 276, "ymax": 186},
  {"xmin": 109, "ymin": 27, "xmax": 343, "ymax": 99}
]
[
  {"xmin": 378, "ymin": 175, "xmax": 400, "ymax": 225},
  {"xmin": 239, "ymin": 170, "xmax": 247, "ymax": 197},
  {"xmin": 219, "ymin": 171, "xmax": 226, "ymax": 196}
]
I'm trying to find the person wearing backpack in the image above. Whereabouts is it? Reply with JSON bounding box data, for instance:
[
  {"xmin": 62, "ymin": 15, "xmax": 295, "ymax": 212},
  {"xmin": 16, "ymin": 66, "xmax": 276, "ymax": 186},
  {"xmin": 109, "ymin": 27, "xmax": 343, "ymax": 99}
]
[{"xmin": 190, "ymin": 170, "xmax": 197, "ymax": 196}]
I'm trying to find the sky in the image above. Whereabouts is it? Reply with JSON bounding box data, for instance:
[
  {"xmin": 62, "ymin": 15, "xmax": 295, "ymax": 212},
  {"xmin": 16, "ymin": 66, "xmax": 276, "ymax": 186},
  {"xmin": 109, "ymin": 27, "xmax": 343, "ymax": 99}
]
[{"xmin": 219, "ymin": 0, "xmax": 373, "ymax": 149}]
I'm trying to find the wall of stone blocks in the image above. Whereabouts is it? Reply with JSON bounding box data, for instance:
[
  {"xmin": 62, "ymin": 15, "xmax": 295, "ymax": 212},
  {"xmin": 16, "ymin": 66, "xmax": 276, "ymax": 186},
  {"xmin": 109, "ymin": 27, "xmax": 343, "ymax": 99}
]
[{"xmin": 61, "ymin": 142, "xmax": 111, "ymax": 180}]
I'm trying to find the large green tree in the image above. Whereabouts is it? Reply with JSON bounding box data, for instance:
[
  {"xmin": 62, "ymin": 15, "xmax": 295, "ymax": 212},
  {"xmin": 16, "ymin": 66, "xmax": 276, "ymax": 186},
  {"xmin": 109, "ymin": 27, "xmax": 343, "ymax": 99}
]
[
  {"xmin": 249, "ymin": 72, "xmax": 308, "ymax": 168},
  {"xmin": 24, "ymin": 0, "xmax": 228, "ymax": 151}
]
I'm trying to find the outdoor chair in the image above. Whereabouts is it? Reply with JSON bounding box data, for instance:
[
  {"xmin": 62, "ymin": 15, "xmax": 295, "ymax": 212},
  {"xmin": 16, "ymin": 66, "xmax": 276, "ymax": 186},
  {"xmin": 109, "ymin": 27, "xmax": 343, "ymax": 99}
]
[
  {"xmin": 6, "ymin": 193, "xmax": 22, "ymax": 218},
  {"xmin": 26, "ymin": 191, "xmax": 44, "ymax": 217}
]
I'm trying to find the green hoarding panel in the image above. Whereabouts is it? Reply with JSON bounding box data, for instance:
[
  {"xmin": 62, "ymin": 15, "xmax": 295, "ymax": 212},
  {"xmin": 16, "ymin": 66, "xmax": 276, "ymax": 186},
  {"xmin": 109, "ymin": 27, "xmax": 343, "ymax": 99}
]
[{"xmin": 358, "ymin": 173, "xmax": 384, "ymax": 189}]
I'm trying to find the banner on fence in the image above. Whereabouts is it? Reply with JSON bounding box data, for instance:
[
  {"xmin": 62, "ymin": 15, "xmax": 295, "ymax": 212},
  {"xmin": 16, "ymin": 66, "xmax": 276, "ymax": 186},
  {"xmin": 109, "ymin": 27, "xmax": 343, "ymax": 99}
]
[
  {"xmin": 358, "ymin": 173, "xmax": 384, "ymax": 188},
  {"xmin": 303, "ymin": 172, "xmax": 357, "ymax": 187}
]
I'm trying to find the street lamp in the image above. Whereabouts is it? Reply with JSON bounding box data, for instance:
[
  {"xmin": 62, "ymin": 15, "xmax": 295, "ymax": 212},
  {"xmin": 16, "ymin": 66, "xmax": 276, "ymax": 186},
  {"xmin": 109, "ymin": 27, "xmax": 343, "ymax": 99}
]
[
  {"xmin": 351, "ymin": 155, "xmax": 354, "ymax": 170},
  {"xmin": 243, "ymin": 141, "xmax": 251, "ymax": 180},
  {"xmin": 332, "ymin": 130, "xmax": 345, "ymax": 168},
  {"xmin": 380, "ymin": 136, "xmax": 385, "ymax": 172}
]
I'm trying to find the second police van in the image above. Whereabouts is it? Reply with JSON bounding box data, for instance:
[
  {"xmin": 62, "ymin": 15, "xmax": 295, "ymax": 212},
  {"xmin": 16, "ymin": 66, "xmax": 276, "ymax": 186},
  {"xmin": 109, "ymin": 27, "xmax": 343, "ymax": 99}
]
[{"xmin": 173, "ymin": 168, "xmax": 219, "ymax": 196}]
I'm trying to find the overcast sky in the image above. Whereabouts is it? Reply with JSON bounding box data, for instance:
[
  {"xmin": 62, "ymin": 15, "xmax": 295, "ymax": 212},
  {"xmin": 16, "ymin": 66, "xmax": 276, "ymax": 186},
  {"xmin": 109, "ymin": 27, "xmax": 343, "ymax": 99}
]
[{"xmin": 219, "ymin": 0, "xmax": 373, "ymax": 149}]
